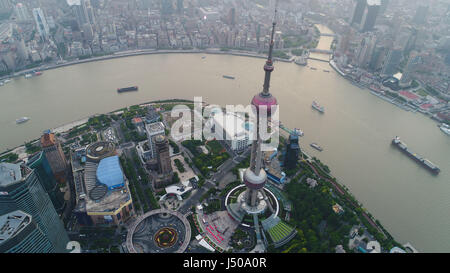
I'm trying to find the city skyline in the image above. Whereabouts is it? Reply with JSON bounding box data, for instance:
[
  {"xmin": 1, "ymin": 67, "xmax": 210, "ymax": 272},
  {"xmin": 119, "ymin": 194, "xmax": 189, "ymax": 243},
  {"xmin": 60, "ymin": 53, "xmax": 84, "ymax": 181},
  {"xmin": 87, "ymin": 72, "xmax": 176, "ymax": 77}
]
[{"xmin": 0, "ymin": 0, "xmax": 449, "ymax": 256}]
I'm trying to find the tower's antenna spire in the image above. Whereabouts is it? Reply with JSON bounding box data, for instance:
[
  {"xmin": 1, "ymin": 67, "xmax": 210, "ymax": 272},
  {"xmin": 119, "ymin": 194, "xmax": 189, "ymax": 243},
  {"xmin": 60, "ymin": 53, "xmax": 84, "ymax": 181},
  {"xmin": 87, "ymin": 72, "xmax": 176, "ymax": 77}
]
[{"xmin": 262, "ymin": 0, "xmax": 279, "ymax": 96}]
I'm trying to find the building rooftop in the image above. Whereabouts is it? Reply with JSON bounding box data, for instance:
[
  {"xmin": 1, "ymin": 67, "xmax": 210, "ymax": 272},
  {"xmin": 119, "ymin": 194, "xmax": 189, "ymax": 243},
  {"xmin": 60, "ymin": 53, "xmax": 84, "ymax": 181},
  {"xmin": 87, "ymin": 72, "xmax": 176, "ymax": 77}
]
[
  {"xmin": 83, "ymin": 159, "xmax": 131, "ymax": 213},
  {"xmin": 211, "ymin": 111, "xmax": 254, "ymax": 141},
  {"xmin": 0, "ymin": 210, "xmax": 32, "ymax": 244},
  {"xmin": 366, "ymin": 0, "xmax": 381, "ymax": 6},
  {"xmin": 145, "ymin": 122, "xmax": 165, "ymax": 136},
  {"xmin": 132, "ymin": 117, "xmax": 143, "ymax": 124},
  {"xmin": 0, "ymin": 163, "xmax": 22, "ymax": 187},
  {"xmin": 96, "ymin": 156, "xmax": 125, "ymax": 190},
  {"xmin": 40, "ymin": 131, "xmax": 56, "ymax": 148}
]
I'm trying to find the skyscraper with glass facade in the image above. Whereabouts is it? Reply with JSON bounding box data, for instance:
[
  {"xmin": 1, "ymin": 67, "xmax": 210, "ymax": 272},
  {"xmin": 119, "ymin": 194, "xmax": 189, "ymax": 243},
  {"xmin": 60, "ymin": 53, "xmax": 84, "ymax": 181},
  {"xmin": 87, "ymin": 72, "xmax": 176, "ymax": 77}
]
[
  {"xmin": 0, "ymin": 163, "xmax": 69, "ymax": 252},
  {"xmin": 27, "ymin": 151, "xmax": 65, "ymax": 214},
  {"xmin": 0, "ymin": 210, "xmax": 54, "ymax": 253}
]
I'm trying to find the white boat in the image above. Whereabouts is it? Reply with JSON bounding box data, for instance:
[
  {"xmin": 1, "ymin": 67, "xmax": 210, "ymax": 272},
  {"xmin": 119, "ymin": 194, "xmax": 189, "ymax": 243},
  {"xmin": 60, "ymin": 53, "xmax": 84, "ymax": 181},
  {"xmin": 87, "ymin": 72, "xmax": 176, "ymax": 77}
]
[
  {"xmin": 16, "ymin": 117, "xmax": 30, "ymax": 124},
  {"xmin": 0, "ymin": 81, "xmax": 3, "ymax": 86},
  {"xmin": 310, "ymin": 143, "xmax": 323, "ymax": 151},
  {"xmin": 312, "ymin": 101, "xmax": 325, "ymax": 113},
  {"xmin": 3, "ymin": 79, "xmax": 11, "ymax": 83},
  {"xmin": 440, "ymin": 124, "xmax": 450, "ymax": 136},
  {"xmin": 24, "ymin": 74, "xmax": 32, "ymax": 79}
]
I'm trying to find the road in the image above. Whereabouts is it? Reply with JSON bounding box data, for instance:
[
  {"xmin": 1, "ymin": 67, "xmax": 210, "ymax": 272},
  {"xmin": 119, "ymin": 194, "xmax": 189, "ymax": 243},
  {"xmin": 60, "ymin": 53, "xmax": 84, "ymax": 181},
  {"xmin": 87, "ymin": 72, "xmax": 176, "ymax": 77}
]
[{"xmin": 178, "ymin": 147, "xmax": 250, "ymax": 214}]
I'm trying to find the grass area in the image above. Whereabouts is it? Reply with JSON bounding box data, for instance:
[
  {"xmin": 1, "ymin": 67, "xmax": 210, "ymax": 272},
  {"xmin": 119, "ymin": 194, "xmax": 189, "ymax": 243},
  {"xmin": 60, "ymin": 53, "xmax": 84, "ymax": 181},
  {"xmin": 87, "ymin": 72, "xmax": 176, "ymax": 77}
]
[
  {"xmin": 182, "ymin": 139, "xmax": 230, "ymax": 176},
  {"xmin": 291, "ymin": 49, "xmax": 304, "ymax": 56},
  {"xmin": 174, "ymin": 158, "xmax": 186, "ymax": 172},
  {"xmin": 283, "ymin": 35, "xmax": 309, "ymax": 48},
  {"xmin": 0, "ymin": 153, "xmax": 18, "ymax": 163},
  {"xmin": 416, "ymin": 89, "xmax": 429, "ymax": 97},
  {"xmin": 268, "ymin": 221, "xmax": 295, "ymax": 243}
]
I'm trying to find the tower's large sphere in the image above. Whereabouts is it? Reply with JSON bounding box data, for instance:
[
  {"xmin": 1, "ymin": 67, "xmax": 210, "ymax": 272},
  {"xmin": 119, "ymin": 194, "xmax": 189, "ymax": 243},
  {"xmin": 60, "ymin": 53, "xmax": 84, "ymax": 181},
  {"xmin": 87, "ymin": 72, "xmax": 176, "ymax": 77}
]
[
  {"xmin": 251, "ymin": 93, "xmax": 278, "ymax": 116},
  {"xmin": 243, "ymin": 168, "xmax": 267, "ymax": 190}
]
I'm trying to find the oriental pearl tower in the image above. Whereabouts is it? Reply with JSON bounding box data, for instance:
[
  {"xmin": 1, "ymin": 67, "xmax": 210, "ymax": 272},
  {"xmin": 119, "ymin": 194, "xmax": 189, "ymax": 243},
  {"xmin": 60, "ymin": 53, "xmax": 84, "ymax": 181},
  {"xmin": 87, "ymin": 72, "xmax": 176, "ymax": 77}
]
[{"xmin": 241, "ymin": 3, "xmax": 279, "ymax": 215}]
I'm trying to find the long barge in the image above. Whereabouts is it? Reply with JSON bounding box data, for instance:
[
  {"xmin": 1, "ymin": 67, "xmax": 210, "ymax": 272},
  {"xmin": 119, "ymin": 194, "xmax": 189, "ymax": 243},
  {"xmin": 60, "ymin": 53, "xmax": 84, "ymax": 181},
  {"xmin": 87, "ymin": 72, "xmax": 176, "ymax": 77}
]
[
  {"xmin": 391, "ymin": 136, "xmax": 440, "ymax": 175},
  {"xmin": 117, "ymin": 86, "xmax": 138, "ymax": 93}
]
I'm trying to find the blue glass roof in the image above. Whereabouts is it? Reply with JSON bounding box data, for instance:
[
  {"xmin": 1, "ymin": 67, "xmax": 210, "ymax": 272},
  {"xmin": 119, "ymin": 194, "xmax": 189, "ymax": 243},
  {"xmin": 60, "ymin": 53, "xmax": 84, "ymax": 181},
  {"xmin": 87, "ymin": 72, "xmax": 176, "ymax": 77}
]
[{"xmin": 96, "ymin": 156, "xmax": 124, "ymax": 190}]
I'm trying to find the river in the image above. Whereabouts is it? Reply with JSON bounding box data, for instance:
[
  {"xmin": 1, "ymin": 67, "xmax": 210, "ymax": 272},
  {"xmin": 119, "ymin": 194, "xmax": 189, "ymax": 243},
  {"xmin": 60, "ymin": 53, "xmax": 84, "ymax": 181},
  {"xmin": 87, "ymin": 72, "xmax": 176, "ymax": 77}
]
[{"xmin": 0, "ymin": 25, "xmax": 449, "ymax": 252}]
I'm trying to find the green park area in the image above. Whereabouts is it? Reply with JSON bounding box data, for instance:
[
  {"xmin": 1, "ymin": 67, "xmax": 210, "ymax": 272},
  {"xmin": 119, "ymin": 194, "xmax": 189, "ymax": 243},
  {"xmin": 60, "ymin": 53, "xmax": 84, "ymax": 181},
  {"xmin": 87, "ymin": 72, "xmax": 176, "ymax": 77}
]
[{"xmin": 181, "ymin": 139, "xmax": 230, "ymax": 176}]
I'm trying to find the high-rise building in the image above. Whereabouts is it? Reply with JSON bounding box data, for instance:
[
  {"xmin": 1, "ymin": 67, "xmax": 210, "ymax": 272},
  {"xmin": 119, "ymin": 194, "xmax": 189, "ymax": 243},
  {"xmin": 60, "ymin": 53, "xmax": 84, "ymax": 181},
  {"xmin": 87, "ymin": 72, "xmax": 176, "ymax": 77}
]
[
  {"xmin": 379, "ymin": 0, "xmax": 389, "ymax": 14},
  {"xmin": 227, "ymin": 7, "xmax": 236, "ymax": 26},
  {"xmin": 338, "ymin": 27, "xmax": 353, "ymax": 54},
  {"xmin": 381, "ymin": 47, "xmax": 402, "ymax": 76},
  {"xmin": 145, "ymin": 122, "xmax": 165, "ymax": 159},
  {"xmin": 27, "ymin": 152, "xmax": 65, "ymax": 214},
  {"xmin": 153, "ymin": 135, "xmax": 173, "ymax": 189},
  {"xmin": 155, "ymin": 135, "xmax": 172, "ymax": 175},
  {"xmin": 356, "ymin": 34, "xmax": 377, "ymax": 68},
  {"xmin": 176, "ymin": 0, "xmax": 183, "ymax": 13},
  {"xmin": 70, "ymin": 0, "xmax": 95, "ymax": 28},
  {"xmin": 0, "ymin": 0, "xmax": 12, "ymax": 11},
  {"xmin": 84, "ymin": 0, "xmax": 96, "ymax": 26},
  {"xmin": 15, "ymin": 38, "xmax": 28, "ymax": 61},
  {"xmin": 32, "ymin": 8, "xmax": 50, "ymax": 40},
  {"xmin": 73, "ymin": 2, "xmax": 87, "ymax": 26},
  {"xmin": 412, "ymin": 5, "xmax": 428, "ymax": 25},
  {"xmin": 0, "ymin": 210, "xmax": 54, "ymax": 253},
  {"xmin": 0, "ymin": 163, "xmax": 69, "ymax": 252},
  {"xmin": 284, "ymin": 132, "xmax": 301, "ymax": 170},
  {"xmin": 14, "ymin": 3, "xmax": 30, "ymax": 22},
  {"xmin": 360, "ymin": 0, "xmax": 381, "ymax": 32},
  {"xmin": 399, "ymin": 51, "xmax": 420, "ymax": 87},
  {"xmin": 161, "ymin": 0, "xmax": 174, "ymax": 15},
  {"xmin": 40, "ymin": 130, "xmax": 68, "ymax": 184},
  {"xmin": 369, "ymin": 45, "xmax": 386, "ymax": 71},
  {"xmin": 351, "ymin": 0, "xmax": 366, "ymax": 26}
]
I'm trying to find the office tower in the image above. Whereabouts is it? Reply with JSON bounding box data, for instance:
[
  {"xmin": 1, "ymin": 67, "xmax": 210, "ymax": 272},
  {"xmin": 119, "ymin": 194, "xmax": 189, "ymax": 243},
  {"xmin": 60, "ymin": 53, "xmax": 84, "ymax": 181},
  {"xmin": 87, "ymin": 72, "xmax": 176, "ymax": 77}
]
[
  {"xmin": 381, "ymin": 47, "xmax": 402, "ymax": 76},
  {"xmin": 40, "ymin": 130, "xmax": 68, "ymax": 184},
  {"xmin": 338, "ymin": 27, "xmax": 353, "ymax": 54},
  {"xmin": 351, "ymin": 0, "xmax": 366, "ymax": 26},
  {"xmin": 399, "ymin": 51, "xmax": 420, "ymax": 87},
  {"xmin": 153, "ymin": 135, "xmax": 173, "ymax": 189},
  {"xmin": 284, "ymin": 132, "xmax": 301, "ymax": 170},
  {"xmin": 145, "ymin": 122, "xmax": 165, "ymax": 159},
  {"xmin": 155, "ymin": 135, "xmax": 172, "ymax": 175},
  {"xmin": 369, "ymin": 45, "xmax": 386, "ymax": 71},
  {"xmin": 360, "ymin": 0, "xmax": 380, "ymax": 32},
  {"xmin": 27, "ymin": 152, "xmax": 65, "ymax": 214},
  {"xmin": 14, "ymin": 3, "xmax": 30, "ymax": 22},
  {"xmin": 82, "ymin": 23, "xmax": 94, "ymax": 40},
  {"xmin": 0, "ymin": 0, "xmax": 12, "ymax": 11},
  {"xmin": 32, "ymin": 8, "xmax": 50, "ymax": 40},
  {"xmin": 84, "ymin": 0, "xmax": 96, "ymax": 26},
  {"xmin": 0, "ymin": 163, "xmax": 69, "ymax": 252},
  {"xmin": 227, "ymin": 7, "xmax": 236, "ymax": 26},
  {"xmin": 177, "ymin": 0, "xmax": 183, "ymax": 13},
  {"xmin": 73, "ymin": 2, "xmax": 87, "ymax": 26},
  {"xmin": 412, "ymin": 5, "xmax": 428, "ymax": 25},
  {"xmin": 357, "ymin": 34, "xmax": 376, "ymax": 68},
  {"xmin": 379, "ymin": 0, "xmax": 389, "ymax": 14},
  {"xmin": 161, "ymin": 0, "xmax": 174, "ymax": 15},
  {"xmin": 0, "ymin": 210, "xmax": 54, "ymax": 253},
  {"xmin": 15, "ymin": 38, "xmax": 28, "ymax": 61}
]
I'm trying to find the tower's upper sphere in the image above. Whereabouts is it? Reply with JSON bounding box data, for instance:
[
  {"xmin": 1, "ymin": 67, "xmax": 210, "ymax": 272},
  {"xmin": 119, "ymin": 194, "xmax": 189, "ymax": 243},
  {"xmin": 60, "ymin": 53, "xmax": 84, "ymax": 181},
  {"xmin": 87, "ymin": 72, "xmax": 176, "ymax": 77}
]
[{"xmin": 251, "ymin": 93, "xmax": 278, "ymax": 116}]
